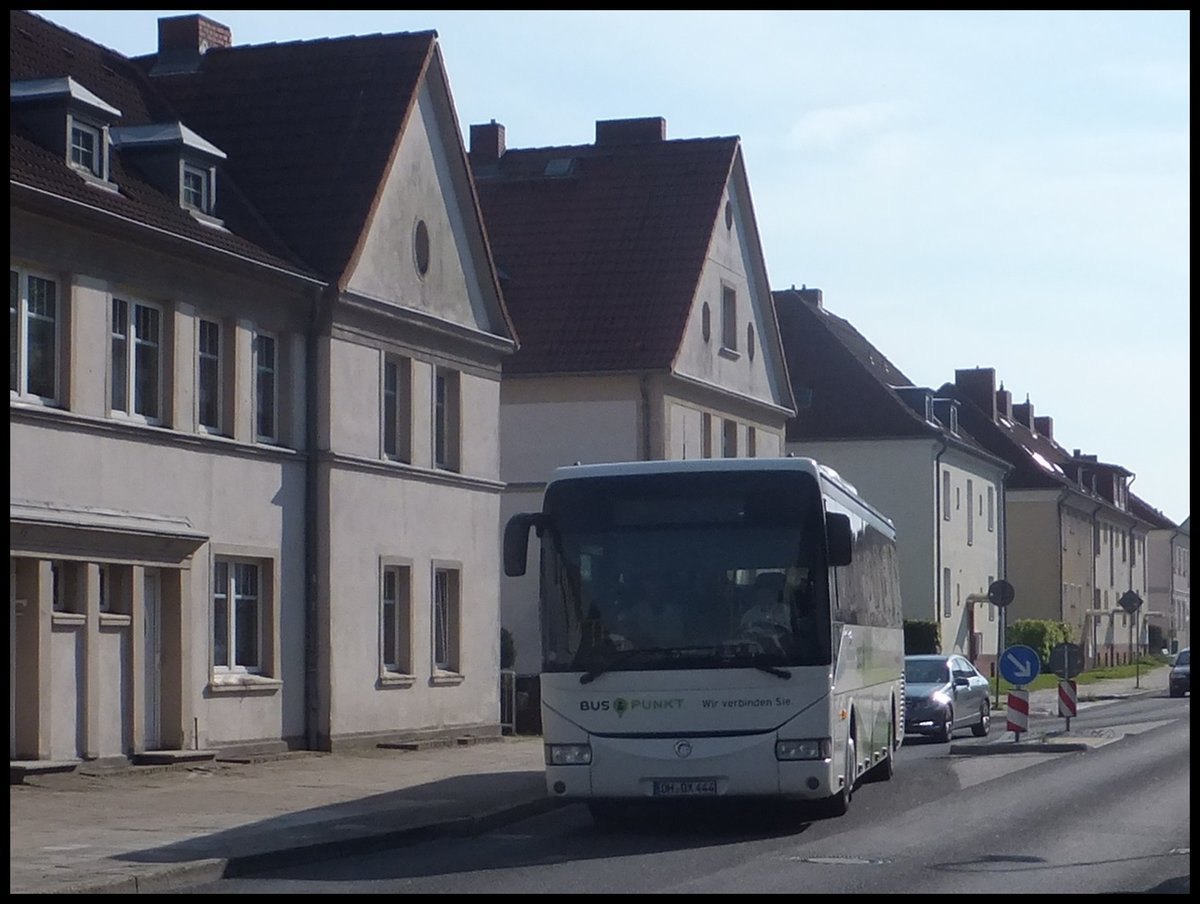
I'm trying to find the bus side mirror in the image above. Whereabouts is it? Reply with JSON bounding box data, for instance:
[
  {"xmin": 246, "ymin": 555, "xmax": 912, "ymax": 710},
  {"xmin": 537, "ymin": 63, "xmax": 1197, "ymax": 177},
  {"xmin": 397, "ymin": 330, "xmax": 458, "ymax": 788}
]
[
  {"xmin": 503, "ymin": 513, "xmax": 539, "ymax": 577},
  {"xmin": 826, "ymin": 512, "xmax": 852, "ymax": 567}
]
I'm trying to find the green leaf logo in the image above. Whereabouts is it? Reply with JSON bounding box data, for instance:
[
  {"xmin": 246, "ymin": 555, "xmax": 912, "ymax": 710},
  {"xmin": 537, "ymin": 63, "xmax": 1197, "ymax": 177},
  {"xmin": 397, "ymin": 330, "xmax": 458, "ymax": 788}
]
[{"xmin": 613, "ymin": 697, "xmax": 628, "ymax": 718}]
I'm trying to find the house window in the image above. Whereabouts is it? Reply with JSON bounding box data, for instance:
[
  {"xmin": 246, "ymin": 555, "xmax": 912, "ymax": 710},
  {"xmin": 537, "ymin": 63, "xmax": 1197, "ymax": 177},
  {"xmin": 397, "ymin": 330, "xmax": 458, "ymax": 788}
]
[
  {"xmin": 955, "ymin": 485, "xmax": 961, "ymax": 511},
  {"xmin": 942, "ymin": 567, "xmax": 952, "ymax": 618},
  {"xmin": 182, "ymin": 163, "xmax": 211, "ymax": 213},
  {"xmin": 432, "ymin": 566, "xmax": 460, "ymax": 672},
  {"xmin": 382, "ymin": 354, "xmax": 413, "ymax": 462},
  {"xmin": 987, "ymin": 486, "xmax": 995, "ymax": 532},
  {"xmin": 701, "ymin": 303, "xmax": 711, "ymax": 342},
  {"xmin": 967, "ymin": 479, "xmax": 974, "ymax": 546},
  {"xmin": 722, "ymin": 419, "xmax": 738, "ymax": 458},
  {"xmin": 69, "ymin": 120, "xmax": 102, "ymax": 176},
  {"xmin": 213, "ymin": 558, "xmax": 262, "ymax": 673},
  {"xmin": 1093, "ymin": 522, "xmax": 1101, "ymax": 556},
  {"xmin": 413, "ymin": 219, "xmax": 430, "ymax": 277},
  {"xmin": 254, "ymin": 332, "xmax": 277, "ymax": 442},
  {"xmin": 197, "ymin": 318, "xmax": 222, "ymax": 431},
  {"xmin": 111, "ymin": 297, "xmax": 162, "ymax": 421},
  {"xmin": 381, "ymin": 563, "xmax": 413, "ymax": 674},
  {"xmin": 721, "ymin": 286, "xmax": 737, "ymax": 351},
  {"xmin": 701, "ymin": 412, "xmax": 712, "ymax": 459},
  {"xmin": 747, "ymin": 426, "xmax": 757, "ymax": 458},
  {"xmin": 433, "ymin": 367, "xmax": 461, "ymax": 471},
  {"xmin": 942, "ymin": 471, "xmax": 951, "ymax": 521},
  {"xmin": 10, "ymin": 269, "xmax": 60, "ymax": 401},
  {"xmin": 746, "ymin": 323, "xmax": 756, "ymax": 360}
]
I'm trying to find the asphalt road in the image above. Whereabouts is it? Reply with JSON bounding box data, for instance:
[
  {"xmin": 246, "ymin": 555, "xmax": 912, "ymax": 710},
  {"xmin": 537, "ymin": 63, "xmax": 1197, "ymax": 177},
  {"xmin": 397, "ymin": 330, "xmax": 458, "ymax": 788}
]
[{"xmin": 174, "ymin": 693, "xmax": 1189, "ymax": 894}]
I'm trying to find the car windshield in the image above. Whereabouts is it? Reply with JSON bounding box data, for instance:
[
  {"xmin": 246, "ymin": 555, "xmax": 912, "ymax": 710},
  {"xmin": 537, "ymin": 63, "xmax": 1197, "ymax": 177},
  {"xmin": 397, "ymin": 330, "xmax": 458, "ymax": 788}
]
[
  {"xmin": 1174, "ymin": 650, "xmax": 1189, "ymax": 667},
  {"xmin": 905, "ymin": 659, "xmax": 949, "ymax": 684}
]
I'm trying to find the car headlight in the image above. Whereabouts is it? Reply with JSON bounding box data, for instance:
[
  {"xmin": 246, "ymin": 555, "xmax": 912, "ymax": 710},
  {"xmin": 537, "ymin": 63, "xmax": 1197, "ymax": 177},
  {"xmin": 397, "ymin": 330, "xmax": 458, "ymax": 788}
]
[
  {"xmin": 932, "ymin": 691, "xmax": 952, "ymax": 706},
  {"xmin": 545, "ymin": 743, "xmax": 592, "ymax": 765},
  {"xmin": 775, "ymin": 738, "xmax": 831, "ymax": 761}
]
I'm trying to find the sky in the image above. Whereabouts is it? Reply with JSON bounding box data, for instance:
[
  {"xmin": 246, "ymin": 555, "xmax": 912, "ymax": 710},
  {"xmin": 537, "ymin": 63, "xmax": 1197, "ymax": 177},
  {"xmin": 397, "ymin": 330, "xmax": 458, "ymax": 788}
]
[{"xmin": 28, "ymin": 10, "xmax": 1191, "ymax": 524}]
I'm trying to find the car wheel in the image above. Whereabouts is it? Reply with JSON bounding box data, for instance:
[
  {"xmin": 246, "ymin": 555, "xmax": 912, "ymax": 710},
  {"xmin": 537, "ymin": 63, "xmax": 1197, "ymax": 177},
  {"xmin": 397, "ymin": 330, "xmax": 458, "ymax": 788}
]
[
  {"xmin": 936, "ymin": 708, "xmax": 954, "ymax": 743},
  {"xmin": 971, "ymin": 699, "xmax": 991, "ymax": 737}
]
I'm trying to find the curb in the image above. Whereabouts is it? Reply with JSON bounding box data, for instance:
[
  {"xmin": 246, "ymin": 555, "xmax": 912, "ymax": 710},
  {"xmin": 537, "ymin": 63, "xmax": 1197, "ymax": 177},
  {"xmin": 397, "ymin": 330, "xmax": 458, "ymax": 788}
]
[{"xmin": 49, "ymin": 795, "xmax": 564, "ymax": 894}]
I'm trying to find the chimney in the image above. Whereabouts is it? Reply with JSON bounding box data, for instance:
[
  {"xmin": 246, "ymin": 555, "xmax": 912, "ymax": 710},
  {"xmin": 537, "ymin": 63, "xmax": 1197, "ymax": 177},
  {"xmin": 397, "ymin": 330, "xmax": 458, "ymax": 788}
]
[
  {"xmin": 469, "ymin": 121, "xmax": 506, "ymax": 163},
  {"xmin": 995, "ymin": 383, "xmax": 1012, "ymax": 420},
  {"xmin": 595, "ymin": 116, "xmax": 666, "ymax": 146},
  {"xmin": 954, "ymin": 367, "xmax": 997, "ymax": 422},
  {"xmin": 152, "ymin": 14, "xmax": 230, "ymax": 75},
  {"xmin": 1012, "ymin": 397, "xmax": 1035, "ymax": 431},
  {"xmin": 796, "ymin": 285, "xmax": 823, "ymax": 309},
  {"xmin": 1034, "ymin": 416, "xmax": 1053, "ymax": 440}
]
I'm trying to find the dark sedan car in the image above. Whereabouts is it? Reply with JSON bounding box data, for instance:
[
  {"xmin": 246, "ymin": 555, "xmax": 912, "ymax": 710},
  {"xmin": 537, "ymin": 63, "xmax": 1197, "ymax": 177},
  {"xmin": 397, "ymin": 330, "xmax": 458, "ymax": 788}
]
[
  {"xmin": 1169, "ymin": 648, "xmax": 1189, "ymax": 698},
  {"xmin": 904, "ymin": 653, "xmax": 992, "ymax": 742}
]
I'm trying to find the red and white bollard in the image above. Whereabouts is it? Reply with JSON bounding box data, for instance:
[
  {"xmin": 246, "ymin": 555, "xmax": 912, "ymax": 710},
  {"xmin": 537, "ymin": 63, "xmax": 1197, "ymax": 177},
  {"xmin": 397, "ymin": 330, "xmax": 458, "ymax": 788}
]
[
  {"xmin": 1006, "ymin": 689, "xmax": 1029, "ymax": 739},
  {"xmin": 1058, "ymin": 679, "xmax": 1077, "ymax": 729}
]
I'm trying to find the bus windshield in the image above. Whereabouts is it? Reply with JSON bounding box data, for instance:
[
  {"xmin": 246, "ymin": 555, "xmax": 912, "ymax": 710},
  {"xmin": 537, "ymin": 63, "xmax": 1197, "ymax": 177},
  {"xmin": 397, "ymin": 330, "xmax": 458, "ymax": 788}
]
[{"xmin": 538, "ymin": 470, "xmax": 831, "ymax": 675}]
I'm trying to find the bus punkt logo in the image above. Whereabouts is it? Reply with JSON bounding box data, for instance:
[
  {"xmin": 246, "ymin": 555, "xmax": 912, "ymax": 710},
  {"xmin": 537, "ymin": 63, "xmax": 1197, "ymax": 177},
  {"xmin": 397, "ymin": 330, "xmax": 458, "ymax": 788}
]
[{"xmin": 580, "ymin": 697, "xmax": 684, "ymax": 717}]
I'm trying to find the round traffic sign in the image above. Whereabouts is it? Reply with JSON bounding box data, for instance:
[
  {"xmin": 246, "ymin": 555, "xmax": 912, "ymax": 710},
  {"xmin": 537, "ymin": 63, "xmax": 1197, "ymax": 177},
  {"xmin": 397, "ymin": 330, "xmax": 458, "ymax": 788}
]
[
  {"xmin": 987, "ymin": 579, "xmax": 1015, "ymax": 608},
  {"xmin": 1049, "ymin": 641, "xmax": 1084, "ymax": 679},
  {"xmin": 999, "ymin": 644, "xmax": 1041, "ymax": 686}
]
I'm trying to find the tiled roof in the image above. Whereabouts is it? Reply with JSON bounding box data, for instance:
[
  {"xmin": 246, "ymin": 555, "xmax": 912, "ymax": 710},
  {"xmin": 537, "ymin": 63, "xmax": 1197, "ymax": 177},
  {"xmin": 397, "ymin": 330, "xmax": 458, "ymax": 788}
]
[
  {"xmin": 1129, "ymin": 493, "xmax": 1178, "ymax": 530},
  {"xmin": 137, "ymin": 29, "xmax": 435, "ymax": 286},
  {"xmin": 472, "ymin": 135, "xmax": 737, "ymax": 374},
  {"xmin": 939, "ymin": 382, "xmax": 1069, "ymax": 491},
  {"xmin": 773, "ymin": 288, "xmax": 998, "ymax": 463},
  {"xmin": 9, "ymin": 11, "xmax": 314, "ymax": 277}
]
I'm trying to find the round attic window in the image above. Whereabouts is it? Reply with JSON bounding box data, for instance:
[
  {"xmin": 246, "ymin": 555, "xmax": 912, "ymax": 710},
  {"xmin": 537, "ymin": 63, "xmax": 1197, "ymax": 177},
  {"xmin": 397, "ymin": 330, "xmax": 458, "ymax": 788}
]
[
  {"xmin": 413, "ymin": 219, "xmax": 430, "ymax": 277},
  {"xmin": 724, "ymin": 201, "xmax": 733, "ymax": 230},
  {"xmin": 701, "ymin": 302, "xmax": 711, "ymax": 342},
  {"xmin": 747, "ymin": 323, "xmax": 756, "ymax": 360}
]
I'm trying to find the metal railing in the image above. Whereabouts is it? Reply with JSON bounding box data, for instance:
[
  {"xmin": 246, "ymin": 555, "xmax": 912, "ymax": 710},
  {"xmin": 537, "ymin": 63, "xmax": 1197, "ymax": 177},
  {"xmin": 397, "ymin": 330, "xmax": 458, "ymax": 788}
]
[{"xmin": 499, "ymin": 669, "xmax": 516, "ymax": 734}]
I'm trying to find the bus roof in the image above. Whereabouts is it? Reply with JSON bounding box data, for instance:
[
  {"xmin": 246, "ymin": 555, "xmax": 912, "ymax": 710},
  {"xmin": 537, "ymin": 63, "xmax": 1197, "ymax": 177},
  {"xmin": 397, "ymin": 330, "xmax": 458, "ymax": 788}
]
[{"xmin": 547, "ymin": 457, "xmax": 895, "ymax": 530}]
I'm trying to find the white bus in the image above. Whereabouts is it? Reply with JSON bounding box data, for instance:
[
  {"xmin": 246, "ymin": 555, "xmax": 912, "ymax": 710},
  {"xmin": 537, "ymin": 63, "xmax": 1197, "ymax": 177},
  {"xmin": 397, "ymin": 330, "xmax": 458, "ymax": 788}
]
[{"xmin": 503, "ymin": 456, "xmax": 905, "ymax": 823}]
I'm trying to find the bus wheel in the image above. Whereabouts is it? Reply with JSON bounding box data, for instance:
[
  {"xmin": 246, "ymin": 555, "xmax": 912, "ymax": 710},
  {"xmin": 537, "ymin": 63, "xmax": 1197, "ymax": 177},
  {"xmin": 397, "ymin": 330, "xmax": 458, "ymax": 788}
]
[
  {"xmin": 814, "ymin": 730, "xmax": 855, "ymax": 818},
  {"xmin": 862, "ymin": 720, "xmax": 895, "ymax": 784}
]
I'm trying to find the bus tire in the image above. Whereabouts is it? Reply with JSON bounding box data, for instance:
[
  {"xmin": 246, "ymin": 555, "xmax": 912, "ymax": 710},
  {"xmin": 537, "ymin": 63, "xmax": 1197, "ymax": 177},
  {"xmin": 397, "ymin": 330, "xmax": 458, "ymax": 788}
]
[
  {"xmin": 862, "ymin": 717, "xmax": 895, "ymax": 784},
  {"xmin": 814, "ymin": 729, "xmax": 855, "ymax": 818}
]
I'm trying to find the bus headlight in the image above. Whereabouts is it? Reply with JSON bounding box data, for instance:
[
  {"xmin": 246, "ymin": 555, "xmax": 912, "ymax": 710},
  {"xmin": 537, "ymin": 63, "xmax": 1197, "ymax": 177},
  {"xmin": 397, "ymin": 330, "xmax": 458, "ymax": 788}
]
[
  {"xmin": 775, "ymin": 738, "xmax": 831, "ymax": 761},
  {"xmin": 545, "ymin": 743, "xmax": 592, "ymax": 765}
]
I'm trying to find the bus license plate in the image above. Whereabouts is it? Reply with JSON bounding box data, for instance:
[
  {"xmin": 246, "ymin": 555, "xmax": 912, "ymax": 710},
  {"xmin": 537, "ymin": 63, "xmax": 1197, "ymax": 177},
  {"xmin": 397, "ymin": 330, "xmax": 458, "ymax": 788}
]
[{"xmin": 652, "ymin": 779, "xmax": 717, "ymax": 797}]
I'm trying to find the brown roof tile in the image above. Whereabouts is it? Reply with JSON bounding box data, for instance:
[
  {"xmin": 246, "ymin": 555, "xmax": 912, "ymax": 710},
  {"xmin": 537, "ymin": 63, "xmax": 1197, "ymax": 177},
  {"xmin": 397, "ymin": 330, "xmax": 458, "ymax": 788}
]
[
  {"xmin": 138, "ymin": 29, "xmax": 434, "ymax": 284},
  {"xmin": 472, "ymin": 133, "xmax": 737, "ymax": 374},
  {"xmin": 10, "ymin": 11, "xmax": 314, "ymax": 277}
]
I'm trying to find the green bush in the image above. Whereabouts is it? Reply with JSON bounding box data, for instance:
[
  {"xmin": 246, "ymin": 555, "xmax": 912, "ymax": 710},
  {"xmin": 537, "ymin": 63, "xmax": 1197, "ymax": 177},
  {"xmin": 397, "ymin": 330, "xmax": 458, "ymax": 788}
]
[
  {"xmin": 903, "ymin": 620, "xmax": 940, "ymax": 654},
  {"xmin": 500, "ymin": 627, "xmax": 516, "ymax": 670},
  {"xmin": 1005, "ymin": 618, "xmax": 1073, "ymax": 666}
]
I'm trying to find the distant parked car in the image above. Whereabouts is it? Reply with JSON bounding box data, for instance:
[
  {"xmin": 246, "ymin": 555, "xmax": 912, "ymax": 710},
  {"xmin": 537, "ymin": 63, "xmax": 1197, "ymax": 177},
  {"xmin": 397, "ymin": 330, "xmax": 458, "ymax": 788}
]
[
  {"xmin": 1168, "ymin": 648, "xmax": 1189, "ymax": 698},
  {"xmin": 904, "ymin": 653, "xmax": 991, "ymax": 742}
]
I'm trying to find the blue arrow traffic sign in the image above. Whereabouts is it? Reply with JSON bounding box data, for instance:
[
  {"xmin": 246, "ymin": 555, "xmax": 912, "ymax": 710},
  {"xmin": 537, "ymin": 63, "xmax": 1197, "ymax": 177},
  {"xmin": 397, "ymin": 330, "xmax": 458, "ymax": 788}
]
[{"xmin": 999, "ymin": 644, "xmax": 1041, "ymax": 686}]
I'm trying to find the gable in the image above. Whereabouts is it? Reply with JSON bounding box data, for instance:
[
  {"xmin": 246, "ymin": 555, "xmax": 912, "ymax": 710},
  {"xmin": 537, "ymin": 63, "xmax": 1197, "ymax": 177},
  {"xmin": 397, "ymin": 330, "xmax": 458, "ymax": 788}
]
[
  {"xmin": 673, "ymin": 164, "xmax": 791, "ymax": 413},
  {"xmin": 344, "ymin": 70, "xmax": 509, "ymax": 339}
]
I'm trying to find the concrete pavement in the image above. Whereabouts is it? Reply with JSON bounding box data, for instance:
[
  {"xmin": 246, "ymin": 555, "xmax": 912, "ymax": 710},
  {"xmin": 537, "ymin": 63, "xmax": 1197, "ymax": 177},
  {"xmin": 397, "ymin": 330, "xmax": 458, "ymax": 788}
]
[{"xmin": 9, "ymin": 664, "xmax": 1175, "ymax": 894}]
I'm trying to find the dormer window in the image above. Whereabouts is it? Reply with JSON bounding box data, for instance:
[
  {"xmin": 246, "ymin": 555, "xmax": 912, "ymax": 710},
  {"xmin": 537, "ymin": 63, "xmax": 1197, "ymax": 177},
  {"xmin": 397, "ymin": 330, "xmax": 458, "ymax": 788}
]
[
  {"xmin": 69, "ymin": 120, "xmax": 102, "ymax": 176},
  {"xmin": 11, "ymin": 77, "xmax": 120, "ymax": 187},
  {"xmin": 182, "ymin": 162, "xmax": 212, "ymax": 213},
  {"xmin": 110, "ymin": 122, "xmax": 226, "ymax": 224}
]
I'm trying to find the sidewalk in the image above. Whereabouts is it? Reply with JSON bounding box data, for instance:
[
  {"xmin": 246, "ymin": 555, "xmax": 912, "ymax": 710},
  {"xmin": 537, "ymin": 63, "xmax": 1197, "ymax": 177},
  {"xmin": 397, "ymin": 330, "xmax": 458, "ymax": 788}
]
[{"xmin": 9, "ymin": 666, "xmax": 1173, "ymax": 895}]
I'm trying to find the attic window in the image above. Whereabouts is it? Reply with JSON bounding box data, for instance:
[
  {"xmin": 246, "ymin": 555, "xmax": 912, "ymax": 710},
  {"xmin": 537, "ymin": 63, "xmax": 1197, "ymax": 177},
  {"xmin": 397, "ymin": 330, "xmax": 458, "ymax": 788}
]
[
  {"xmin": 701, "ymin": 303, "xmax": 711, "ymax": 342},
  {"xmin": 724, "ymin": 201, "xmax": 733, "ymax": 230},
  {"xmin": 747, "ymin": 323, "xmax": 756, "ymax": 360},
  {"xmin": 544, "ymin": 157, "xmax": 576, "ymax": 178},
  {"xmin": 182, "ymin": 163, "xmax": 212, "ymax": 213},
  {"xmin": 69, "ymin": 121, "xmax": 102, "ymax": 176},
  {"xmin": 414, "ymin": 220, "xmax": 430, "ymax": 277}
]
